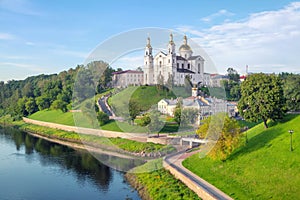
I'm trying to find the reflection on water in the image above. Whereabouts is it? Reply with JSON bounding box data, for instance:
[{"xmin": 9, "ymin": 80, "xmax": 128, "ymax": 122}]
[{"xmin": 0, "ymin": 126, "xmax": 141, "ymax": 200}]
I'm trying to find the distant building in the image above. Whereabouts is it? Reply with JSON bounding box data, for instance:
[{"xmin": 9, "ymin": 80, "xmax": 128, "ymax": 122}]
[
  {"xmin": 209, "ymin": 74, "xmax": 229, "ymax": 87},
  {"xmin": 112, "ymin": 70, "xmax": 144, "ymax": 88},
  {"xmin": 157, "ymin": 87, "xmax": 236, "ymax": 124}
]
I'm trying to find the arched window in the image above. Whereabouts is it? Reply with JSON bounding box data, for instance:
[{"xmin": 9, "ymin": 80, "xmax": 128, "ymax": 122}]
[{"xmin": 198, "ymin": 63, "xmax": 200, "ymax": 73}]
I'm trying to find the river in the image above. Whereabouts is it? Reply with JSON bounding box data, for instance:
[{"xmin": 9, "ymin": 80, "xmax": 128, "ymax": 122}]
[{"xmin": 0, "ymin": 126, "xmax": 141, "ymax": 200}]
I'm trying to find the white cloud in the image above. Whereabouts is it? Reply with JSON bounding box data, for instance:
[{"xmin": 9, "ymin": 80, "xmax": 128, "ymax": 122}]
[
  {"xmin": 0, "ymin": 33, "xmax": 15, "ymax": 40},
  {"xmin": 201, "ymin": 9, "xmax": 234, "ymax": 23},
  {"xmin": 178, "ymin": 2, "xmax": 300, "ymax": 74}
]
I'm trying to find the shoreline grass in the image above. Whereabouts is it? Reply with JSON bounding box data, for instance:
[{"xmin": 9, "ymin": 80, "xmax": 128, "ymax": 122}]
[{"xmin": 183, "ymin": 114, "xmax": 300, "ymax": 199}]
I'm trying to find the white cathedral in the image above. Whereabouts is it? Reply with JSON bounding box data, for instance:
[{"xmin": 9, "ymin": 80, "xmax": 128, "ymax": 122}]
[{"xmin": 143, "ymin": 34, "xmax": 205, "ymax": 86}]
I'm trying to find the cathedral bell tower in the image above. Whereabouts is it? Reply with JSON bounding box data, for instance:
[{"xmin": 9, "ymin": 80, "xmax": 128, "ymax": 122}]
[{"xmin": 143, "ymin": 36, "xmax": 154, "ymax": 85}]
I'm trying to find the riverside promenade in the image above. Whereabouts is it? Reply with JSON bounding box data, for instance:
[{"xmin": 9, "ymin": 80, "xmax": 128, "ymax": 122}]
[{"xmin": 163, "ymin": 150, "xmax": 233, "ymax": 200}]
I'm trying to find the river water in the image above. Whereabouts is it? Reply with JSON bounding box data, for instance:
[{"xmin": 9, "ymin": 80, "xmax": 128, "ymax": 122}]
[{"xmin": 0, "ymin": 127, "xmax": 141, "ymax": 200}]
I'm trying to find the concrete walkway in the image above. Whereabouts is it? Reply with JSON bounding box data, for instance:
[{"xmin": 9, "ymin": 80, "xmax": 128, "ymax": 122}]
[{"xmin": 163, "ymin": 149, "xmax": 233, "ymax": 200}]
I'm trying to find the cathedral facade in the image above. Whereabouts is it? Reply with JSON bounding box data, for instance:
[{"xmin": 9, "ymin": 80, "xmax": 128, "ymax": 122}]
[{"xmin": 143, "ymin": 34, "xmax": 205, "ymax": 86}]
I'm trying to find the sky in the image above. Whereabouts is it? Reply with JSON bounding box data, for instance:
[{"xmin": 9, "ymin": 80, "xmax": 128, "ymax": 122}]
[{"xmin": 0, "ymin": 0, "xmax": 300, "ymax": 81}]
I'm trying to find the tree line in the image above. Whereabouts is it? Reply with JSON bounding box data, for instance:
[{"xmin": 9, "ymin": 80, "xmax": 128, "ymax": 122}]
[{"xmin": 0, "ymin": 61, "xmax": 115, "ymax": 120}]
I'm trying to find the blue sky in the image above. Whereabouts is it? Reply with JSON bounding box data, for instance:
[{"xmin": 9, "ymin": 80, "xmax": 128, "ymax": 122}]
[{"xmin": 0, "ymin": 0, "xmax": 299, "ymax": 81}]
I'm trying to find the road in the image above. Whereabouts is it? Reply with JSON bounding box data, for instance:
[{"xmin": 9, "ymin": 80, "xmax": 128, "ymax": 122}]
[
  {"xmin": 98, "ymin": 97, "xmax": 113, "ymax": 116},
  {"xmin": 164, "ymin": 149, "xmax": 233, "ymax": 200}
]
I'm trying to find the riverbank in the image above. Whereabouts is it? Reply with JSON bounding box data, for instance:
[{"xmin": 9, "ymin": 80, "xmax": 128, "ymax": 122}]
[
  {"xmin": 0, "ymin": 118, "xmax": 175, "ymax": 158},
  {"xmin": 0, "ymin": 116, "xmax": 202, "ymax": 200}
]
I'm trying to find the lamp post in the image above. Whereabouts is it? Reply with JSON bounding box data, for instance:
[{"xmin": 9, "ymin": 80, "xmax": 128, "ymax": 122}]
[{"xmin": 288, "ymin": 130, "xmax": 294, "ymax": 151}]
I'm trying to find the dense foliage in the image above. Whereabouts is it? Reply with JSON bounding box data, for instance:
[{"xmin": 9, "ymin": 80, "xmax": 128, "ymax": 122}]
[
  {"xmin": 238, "ymin": 73, "xmax": 285, "ymax": 128},
  {"xmin": 280, "ymin": 73, "xmax": 300, "ymax": 111},
  {"xmin": 0, "ymin": 61, "xmax": 116, "ymax": 120},
  {"xmin": 197, "ymin": 114, "xmax": 241, "ymax": 160}
]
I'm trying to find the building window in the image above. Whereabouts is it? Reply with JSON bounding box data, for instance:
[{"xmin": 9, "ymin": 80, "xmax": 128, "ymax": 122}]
[
  {"xmin": 159, "ymin": 61, "xmax": 162, "ymax": 67},
  {"xmin": 198, "ymin": 64, "xmax": 200, "ymax": 73},
  {"xmin": 168, "ymin": 59, "xmax": 170, "ymax": 63},
  {"xmin": 177, "ymin": 63, "xmax": 179, "ymax": 69},
  {"xmin": 182, "ymin": 63, "xmax": 184, "ymax": 69},
  {"xmin": 146, "ymin": 61, "xmax": 147, "ymax": 65},
  {"xmin": 188, "ymin": 63, "xmax": 190, "ymax": 69}
]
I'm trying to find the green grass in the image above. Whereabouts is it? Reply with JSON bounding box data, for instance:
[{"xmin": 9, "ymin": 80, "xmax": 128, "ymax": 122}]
[
  {"xmin": 101, "ymin": 120, "xmax": 148, "ymax": 133},
  {"xmin": 126, "ymin": 160, "xmax": 201, "ymax": 200},
  {"xmin": 237, "ymin": 119, "xmax": 260, "ymax": 129},
  {"xmin": 110, "ymin": 137, "xmax": 174, "ymax": 153},
  {"xmin": 29, "ymin": 110, "xmax": 75, "ymax": 126},
  {"xmin": 109, "ymin": 86, "xmax": 176, "ymax": 116},
  {"xmin": 0, "ymin": 117, "xmax": 174, "ymax": 155},
  {"xmin": 183, "ymin": 114, "xmax": 300, "ymax": 199}
]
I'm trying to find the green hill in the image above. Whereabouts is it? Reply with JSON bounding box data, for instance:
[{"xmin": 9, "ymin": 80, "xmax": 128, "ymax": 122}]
[
  {"xmin": 183, "ymin": 114, "xmax": 300, "ymax": 199},
  {"xmin": 108, "ymin": 86, "xmax": 174, "ymax": 116}
]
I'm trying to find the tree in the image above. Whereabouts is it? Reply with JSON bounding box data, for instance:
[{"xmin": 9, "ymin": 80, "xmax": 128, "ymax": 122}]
[
  {"xmin": 51, "ymin": 99, "xmax": 68, "ymax": 112},
  {"xmin": 148, "ymin": 110, "xmax": 164, "ymax": 137},
  {"xmin": 196, "ymin": 114, "xmax": 241, "ymax": 161},
  {"xmin": 282, "ymin": 74, "xmax": 300, "ymax": 111},
  {"xmin": 129, "ymin": 99, "xmax": 140, "ymax": 123},
  {"xmin": 25, "ymin": 97, "xmax": 37, "ymax": 115},
  {"xmin": 238, "ymin": 73, "xmax": 285, "ymax": 128},
  {"xmin": 174, "ymin": 98, "xmax": 183, "ymax": 124},
  {"xmin": 17, "ymin": 97, "xmax": 28, "ymax": 116},
  {"xmin": 181, "ymin": 108, "xmax": 198, "ymax": 126},
  {"xmin": 97, "ymin": 111, "xmax": 109, "ymax": 126},
  {"xmin": 227, "ymin": 67, "xmax": 240, "ymax": 82},
  {"xmin": 139, "ymin": 114, "xmax": 151, "ymax": 126},
  {"xmin": 36, "ymin": 95, "xmax": 51, "ymax": 111}
]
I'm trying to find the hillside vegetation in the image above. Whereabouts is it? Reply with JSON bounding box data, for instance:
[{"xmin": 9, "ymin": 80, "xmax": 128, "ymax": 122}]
[
  {"xmin": 183, "ymin": 114, "xmax": 300, "ymax": 199},
  {"xmin": 108, "ymin": 85, "xmax": 191, "ymax": 117}
]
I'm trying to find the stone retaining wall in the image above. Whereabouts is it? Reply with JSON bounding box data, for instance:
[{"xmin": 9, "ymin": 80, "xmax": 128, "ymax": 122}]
[
  {"xmin": 23, "ymin": 117, "xmax": 150, "ymax": 143},
  {"xmin": 163, "ymin": 161, "xmax": 216, "ymax": 200}
]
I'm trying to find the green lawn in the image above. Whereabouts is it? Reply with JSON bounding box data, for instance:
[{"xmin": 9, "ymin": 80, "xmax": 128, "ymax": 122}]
[
  {"xmin": 108, "ymin": 86, "xmax": 176, "ymax": 116},
  {"xmin": 183, "ymin": 114, "xmax": 300, "ymax": 199},
  {"xmin": 29, "ymin": 110, "xmax": 75, "ymax": 126},
  {"xmin": 101, "ymin": 120, "xmax": 148, "ymax": 133},
  {"xmin": 126, "ymin": 159, "xmax": 200, "ymax": 200}
]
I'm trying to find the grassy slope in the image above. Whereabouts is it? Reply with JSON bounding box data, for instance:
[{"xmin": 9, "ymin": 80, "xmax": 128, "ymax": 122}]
[
  {"xmin": 109, "ymin": 86, "xmax": 177, "ymax": 115},
  {"xmin": 126, "ymin": 159, "xmax": 201, "ymax": 200},
  {"xmin": 29, "ymin": 110, "xmax": 75, "ymax": 126},
  {"xmin": 183, "ymin": 114, "xmax": 300, "ymax": 199}
]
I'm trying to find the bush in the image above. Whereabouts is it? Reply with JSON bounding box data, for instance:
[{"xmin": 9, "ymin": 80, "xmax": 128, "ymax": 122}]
[{"xmin": 97, "ymin": 111, "xmax": 109, "ymax": 126}]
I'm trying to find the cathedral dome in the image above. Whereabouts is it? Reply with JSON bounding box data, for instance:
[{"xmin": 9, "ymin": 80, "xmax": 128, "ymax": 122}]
[
  {"xmin": 179, "ymin": 44, "xmax": 192, "ymax": 51},
  {"xmin": 179, "ymin": 35, "xmax": 192, "ymax": 52}
]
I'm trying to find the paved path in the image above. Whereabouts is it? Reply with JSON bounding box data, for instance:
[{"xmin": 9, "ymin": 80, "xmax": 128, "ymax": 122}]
[
  {"xmin": 98, "ymin": 97, "xmax": 113, "ymax": 116},
  {"xmin": 164, "ymin": 149, "xmax": 233, "ymax": 200}
]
